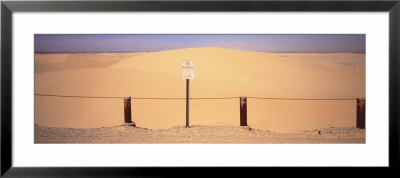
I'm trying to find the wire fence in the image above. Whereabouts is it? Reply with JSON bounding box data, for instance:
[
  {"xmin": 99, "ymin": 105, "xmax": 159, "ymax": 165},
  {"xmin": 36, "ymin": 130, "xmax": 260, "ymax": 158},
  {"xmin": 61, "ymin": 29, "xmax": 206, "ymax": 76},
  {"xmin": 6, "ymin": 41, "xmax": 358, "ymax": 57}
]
[
  {"xmin": 34, "ymin": 93, "xmax": 366, "ymax": 129},
  {"xmin": 34, "ymin": 94, "xmax": 125, "ymax": 99},
  {"xmin": 246, "ymin": 97, "xmax": 357, "ymax": 101},
  {"xmin": 34, "ymin": 94, "xmax": 358, "ymax": 101}
]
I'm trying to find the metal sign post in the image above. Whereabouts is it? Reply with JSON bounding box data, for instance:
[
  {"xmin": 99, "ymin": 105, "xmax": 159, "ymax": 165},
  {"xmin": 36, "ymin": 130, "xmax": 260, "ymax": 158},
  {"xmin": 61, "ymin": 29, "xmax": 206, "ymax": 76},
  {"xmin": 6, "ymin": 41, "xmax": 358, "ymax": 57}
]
[
  {"xmin": 186, "ymin": 79, "xmax": 190, "ymax": 128},
  {"xmin": 182, "ymin": 60, "xmax": 194, "ymax": 128}
]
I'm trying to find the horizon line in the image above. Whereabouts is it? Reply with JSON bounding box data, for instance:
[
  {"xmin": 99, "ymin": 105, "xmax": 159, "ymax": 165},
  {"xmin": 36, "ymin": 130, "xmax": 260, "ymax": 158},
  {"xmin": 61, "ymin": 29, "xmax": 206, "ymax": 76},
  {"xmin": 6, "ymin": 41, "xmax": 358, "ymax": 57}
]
[{"xmin": 35, "ymin": 49, "xmax": 366, "ymax": 54}]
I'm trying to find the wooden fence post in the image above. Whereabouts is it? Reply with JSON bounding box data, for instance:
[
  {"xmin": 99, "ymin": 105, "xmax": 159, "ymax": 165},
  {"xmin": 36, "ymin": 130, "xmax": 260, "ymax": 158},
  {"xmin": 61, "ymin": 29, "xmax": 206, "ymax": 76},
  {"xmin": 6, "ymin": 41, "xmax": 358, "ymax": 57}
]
[
  {"xmin": 240, "ymin": 97, "xmax": 248, "ymax": 126},
  {"xmin": 356, "ymin": 98, "xmax": 365, "ymax": 129},
  {"xmin": 124, "ymin": 97, "xmax": 133, "ymax": 124}
]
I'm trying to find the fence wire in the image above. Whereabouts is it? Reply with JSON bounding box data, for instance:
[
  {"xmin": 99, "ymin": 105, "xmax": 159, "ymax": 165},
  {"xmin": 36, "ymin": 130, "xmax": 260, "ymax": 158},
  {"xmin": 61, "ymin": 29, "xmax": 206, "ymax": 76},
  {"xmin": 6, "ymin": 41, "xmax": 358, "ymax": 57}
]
[
  {"xmin": 35, "ymin": 94, "xmax": 358, "ymax": 101},
  {"xmin": 247, "ymin": 97, "xmax": 357, "ymax": 101},
  {"xmin": 34, "ymin": 94, "xmax": 126, "ymax": 99}
]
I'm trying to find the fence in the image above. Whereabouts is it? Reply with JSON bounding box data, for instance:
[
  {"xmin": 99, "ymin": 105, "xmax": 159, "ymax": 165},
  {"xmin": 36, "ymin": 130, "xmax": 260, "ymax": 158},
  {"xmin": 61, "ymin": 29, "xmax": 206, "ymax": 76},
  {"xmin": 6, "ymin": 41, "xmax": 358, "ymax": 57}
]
[{"xmin": 34, "ymin": 94, "xmax": 366, "ymax": 129}]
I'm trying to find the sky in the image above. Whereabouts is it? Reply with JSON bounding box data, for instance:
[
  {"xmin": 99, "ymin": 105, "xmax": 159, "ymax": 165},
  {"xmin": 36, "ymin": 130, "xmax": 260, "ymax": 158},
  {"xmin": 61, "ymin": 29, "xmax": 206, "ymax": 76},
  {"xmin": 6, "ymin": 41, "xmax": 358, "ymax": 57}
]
[{"xmin": 34, "ymin": 34, "xmax": 365, "ymax": 53}]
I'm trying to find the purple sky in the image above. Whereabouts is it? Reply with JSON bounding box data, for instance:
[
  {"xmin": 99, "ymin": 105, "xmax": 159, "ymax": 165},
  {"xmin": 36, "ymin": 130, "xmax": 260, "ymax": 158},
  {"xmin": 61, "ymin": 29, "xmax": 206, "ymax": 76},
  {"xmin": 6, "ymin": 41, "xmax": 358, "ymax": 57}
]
[{"xmin": 35, "ymin": 34, "xmax": 365, "ymax": 53}]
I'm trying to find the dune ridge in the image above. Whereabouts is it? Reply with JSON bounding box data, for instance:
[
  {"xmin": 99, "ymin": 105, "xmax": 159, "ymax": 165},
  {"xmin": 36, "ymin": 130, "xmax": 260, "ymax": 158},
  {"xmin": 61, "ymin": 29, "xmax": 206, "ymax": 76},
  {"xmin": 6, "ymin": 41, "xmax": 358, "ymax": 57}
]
[{"xmin": 35, "ymin": 52, "xmax": 147, "ymax": 73}]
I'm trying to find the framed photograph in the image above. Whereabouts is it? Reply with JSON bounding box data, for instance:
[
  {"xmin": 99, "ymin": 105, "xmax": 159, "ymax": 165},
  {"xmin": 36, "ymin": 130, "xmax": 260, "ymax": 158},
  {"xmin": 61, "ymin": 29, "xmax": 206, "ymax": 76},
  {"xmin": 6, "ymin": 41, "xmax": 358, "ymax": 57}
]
[{"xmin": 1, "ymin": 0, "xmax": 399, "ymax": 177}]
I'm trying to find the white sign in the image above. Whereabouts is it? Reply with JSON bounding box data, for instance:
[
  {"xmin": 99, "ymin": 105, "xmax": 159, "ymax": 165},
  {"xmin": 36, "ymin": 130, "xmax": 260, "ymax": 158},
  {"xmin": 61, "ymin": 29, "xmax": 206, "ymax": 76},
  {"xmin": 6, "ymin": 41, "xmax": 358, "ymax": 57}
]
[{"xmin": 182, "ymin": 60, "xmax": 194, "ymax": 79}]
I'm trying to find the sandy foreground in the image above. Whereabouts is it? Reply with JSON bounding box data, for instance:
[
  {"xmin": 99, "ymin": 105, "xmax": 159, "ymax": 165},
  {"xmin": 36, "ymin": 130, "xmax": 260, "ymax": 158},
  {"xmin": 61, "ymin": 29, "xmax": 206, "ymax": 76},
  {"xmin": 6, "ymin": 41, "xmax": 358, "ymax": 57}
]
[{"xmin": 35, "ymin": 124, "xmax": 365, "ymax": 144}]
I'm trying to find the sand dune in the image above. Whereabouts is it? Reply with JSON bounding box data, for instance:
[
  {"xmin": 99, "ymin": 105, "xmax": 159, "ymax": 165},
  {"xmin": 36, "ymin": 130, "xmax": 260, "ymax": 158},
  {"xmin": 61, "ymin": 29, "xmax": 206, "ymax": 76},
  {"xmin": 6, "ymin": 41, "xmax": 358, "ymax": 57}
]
[
  {"xmin": 35, "ymin": 52, "xmax": 147, "ymax": 73},
  {"xmin": 35, "ymin": 47, "xmax": 365, "ymax": 132},
  {"xmin": 111, "ymin": 48, "xmax": 365, "ymax": 98}
]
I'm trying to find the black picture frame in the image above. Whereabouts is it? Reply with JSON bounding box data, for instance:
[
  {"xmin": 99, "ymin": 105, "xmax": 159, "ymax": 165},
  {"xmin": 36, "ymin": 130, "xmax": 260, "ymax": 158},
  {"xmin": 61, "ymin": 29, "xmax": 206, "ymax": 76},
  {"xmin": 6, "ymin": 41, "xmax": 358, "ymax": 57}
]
[{"xmin": 1, "ymin": 0, "xmax": 399, "ymax": 177}]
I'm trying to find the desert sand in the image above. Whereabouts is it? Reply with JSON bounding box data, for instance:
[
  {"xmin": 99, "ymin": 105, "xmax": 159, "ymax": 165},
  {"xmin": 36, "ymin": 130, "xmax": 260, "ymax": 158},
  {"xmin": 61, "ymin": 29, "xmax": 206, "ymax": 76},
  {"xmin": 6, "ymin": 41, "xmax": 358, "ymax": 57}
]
[
  {"xmin": 35, "ymin": 124, "xmax": 365, "ymax": 144},
  {"xmin": 34, "ymin": 47, "xmax": 365, "ymax": 143}
]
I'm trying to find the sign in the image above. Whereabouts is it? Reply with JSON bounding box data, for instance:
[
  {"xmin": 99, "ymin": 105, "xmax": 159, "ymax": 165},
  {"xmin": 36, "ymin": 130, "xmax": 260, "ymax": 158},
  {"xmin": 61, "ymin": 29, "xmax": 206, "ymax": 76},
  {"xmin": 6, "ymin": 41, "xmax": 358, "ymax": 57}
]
[
  {"xmin": 182, "ymin": 60, "xmax": 193, "ymax": 128},
  {"xmin": 182, "ymin": 60, "xmax": 194, "ymax": 79}
]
